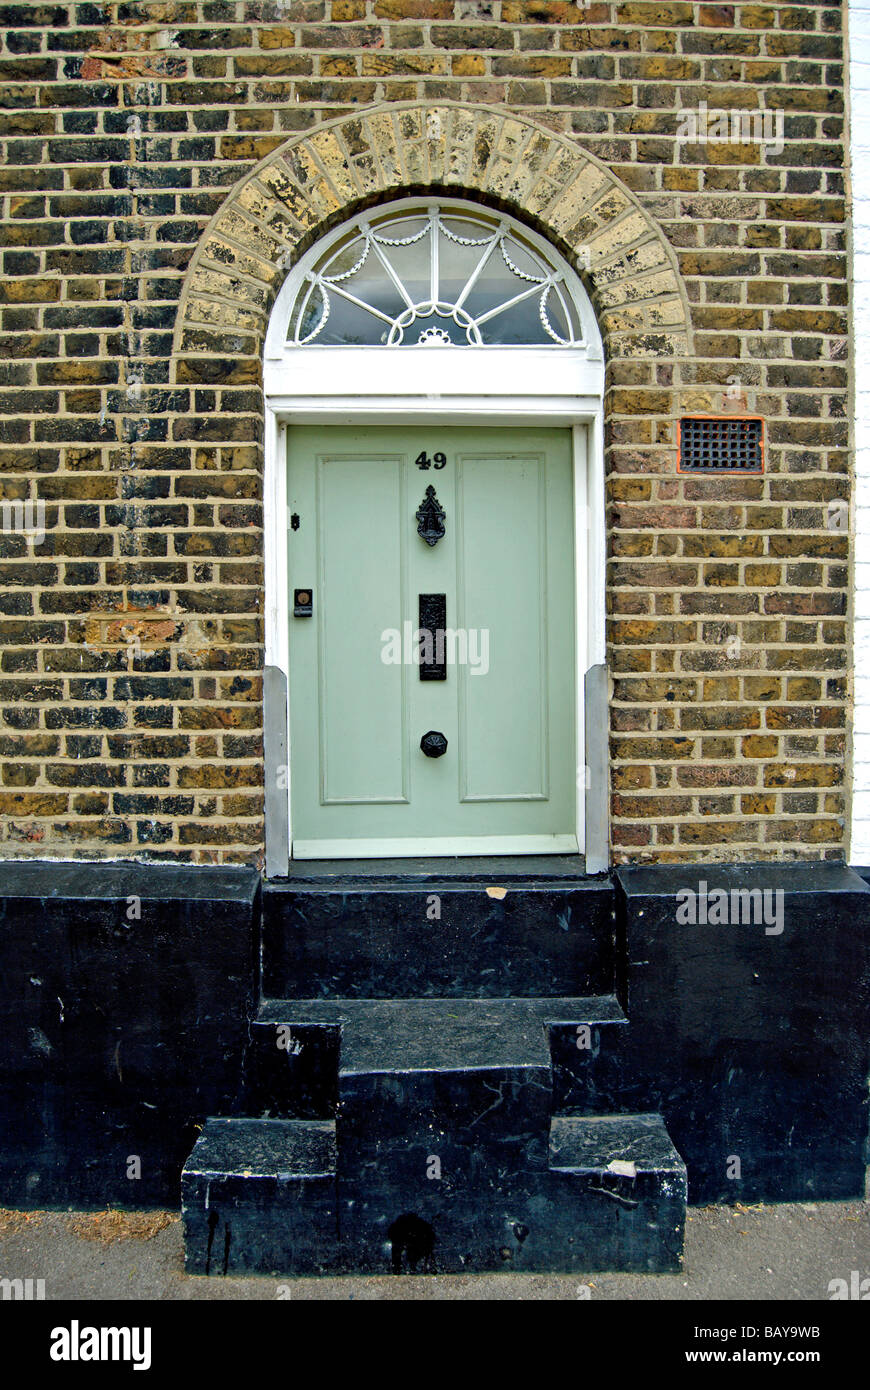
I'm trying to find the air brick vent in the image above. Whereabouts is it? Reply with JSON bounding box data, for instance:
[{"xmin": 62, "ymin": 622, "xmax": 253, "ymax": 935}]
[{"xmin": 678, "ymin": 416, "xmax": 764, "ymax": 473}]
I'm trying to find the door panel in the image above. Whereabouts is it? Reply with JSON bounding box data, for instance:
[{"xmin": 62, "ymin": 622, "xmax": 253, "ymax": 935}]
[
  {"xmin": 287, "ymin": 424, "xmax": 578, "ymax": 857},
  {"xmin": 458, "ymin": 449, "xmax": 549, "ymax": 802},
  {"xmin": 316, "ymin": 452, "xmax": 408, "ymax": 805}
]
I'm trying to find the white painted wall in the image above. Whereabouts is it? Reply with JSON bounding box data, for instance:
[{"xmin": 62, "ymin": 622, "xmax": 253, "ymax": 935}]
[{"xmin": 848, "ymin": 0, "xmax": 870, "ymax": 860}]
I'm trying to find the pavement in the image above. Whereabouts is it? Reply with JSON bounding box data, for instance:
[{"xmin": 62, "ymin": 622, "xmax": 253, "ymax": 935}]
[{"xmin": 0, "ymin": 1200, "xmax": 867, "ymax": 1300}]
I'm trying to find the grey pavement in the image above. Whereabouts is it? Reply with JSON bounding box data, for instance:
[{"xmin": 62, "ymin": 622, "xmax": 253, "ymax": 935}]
[{"xmin": 0, "ymin": 1200, "xmax": 867, "ymax": 1300}]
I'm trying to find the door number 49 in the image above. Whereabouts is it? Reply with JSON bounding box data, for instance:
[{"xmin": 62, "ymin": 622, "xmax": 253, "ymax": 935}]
[{"xmin": 415, "ymin": 451, "xmax": 446, "ymax": 471}]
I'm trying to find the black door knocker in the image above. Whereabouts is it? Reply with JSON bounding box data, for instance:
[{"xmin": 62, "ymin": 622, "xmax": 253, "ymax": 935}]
[{"xmin": 416, "ymin": 485, "xmax": 446, "ymax": 547}]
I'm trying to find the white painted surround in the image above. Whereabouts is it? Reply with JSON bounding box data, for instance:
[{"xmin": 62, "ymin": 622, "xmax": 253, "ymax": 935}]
[
  {"xmin": 848, "ymin": 2, "xmax": 870, "ymax": 861},
  {"xmin": 260, "ymin": 198, "xmax": 607, "ymax": 872}
]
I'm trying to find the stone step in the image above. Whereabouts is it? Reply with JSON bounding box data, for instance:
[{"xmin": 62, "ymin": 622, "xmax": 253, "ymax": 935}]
[
  {"xmin": 338, "ymin": 1108, "xmax": 686, "ymax": 1275},
  {"xmin": 543, "ymin": 1113, "xmax": 687, "ymax": 1273},
  {"xmin": 247, "ymin": 994, "xmax": 627, "ymax": 1120},
  {"xmin": 549, "ymin": 1111, "xmax": 686, "ymax": 1178},
  {"xmin": 331, "ymin": 997, "xmax": 562, "ymax": 1193},
  {"xmin": 181, "ymin": 1117, "xmax": 337, "ymax": 1276},
  {"xmin": 250, "ymin": 997, "xmax": 628, "ymax": 1246},
  {"xmin": 180, "ymin": 1110, "xmax": 685, "ymax": 1276},
  {"xmin": 262, "ymin": 876, "xmax": 616, "ymax": 999}
]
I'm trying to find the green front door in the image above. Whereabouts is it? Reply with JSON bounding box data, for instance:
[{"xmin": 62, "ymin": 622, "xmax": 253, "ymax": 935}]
[{"xmin": 287, "ymin": 424, "xmax": 578, "ymax": 858}]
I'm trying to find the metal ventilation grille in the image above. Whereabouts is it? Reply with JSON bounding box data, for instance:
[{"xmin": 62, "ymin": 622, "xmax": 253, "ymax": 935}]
[{"xmin": 678, "ymin": 417, "xmax": 764, "ymax": 473}]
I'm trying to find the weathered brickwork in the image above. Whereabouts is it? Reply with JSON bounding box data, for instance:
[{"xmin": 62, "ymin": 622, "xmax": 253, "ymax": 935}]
[{"xmin": 0, "ymin": 2, "xmax": 848, "ymax": 865}]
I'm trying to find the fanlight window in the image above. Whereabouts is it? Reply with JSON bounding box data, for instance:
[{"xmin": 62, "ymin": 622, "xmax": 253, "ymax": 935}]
[{"xmin": 287, "ymin": 204, "xmax": 584, "ymax": 348}]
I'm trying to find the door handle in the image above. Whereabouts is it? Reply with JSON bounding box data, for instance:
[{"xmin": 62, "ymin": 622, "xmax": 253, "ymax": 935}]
[{"xmin": 420, "ymin": 731, "xmax": 448, "ymax": 758}]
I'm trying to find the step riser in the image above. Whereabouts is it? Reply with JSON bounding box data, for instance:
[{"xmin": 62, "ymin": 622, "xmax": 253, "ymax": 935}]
[
  {"xmin": 246, "ymin": 1021, "xmax": 338, "ymax": 1120},
  {"xmin": 551, "ymin": 1020, "xmax": 631, "ymax": 1113},
  {"xmin": 337, "ymin": 1180, "xmax": 686, "ymax": 1276},
  {"xmin": 262, "ymin": 884, "xmax": 616, "ymax": 999},
  {"xmin": 182, "ymin": 1175, "xmax": 339, "ymax": 1277},
  {"xmin": 536, "ymin": 1176, "xmax": 685, "ymax": 1275},
  {"xmin": 337, "ymin": 1069, "xmax": 553, "ymax": 1184},
  {"xmin": 182, "ymin": 1173, "xmax": 684, "ymax": 1276}
]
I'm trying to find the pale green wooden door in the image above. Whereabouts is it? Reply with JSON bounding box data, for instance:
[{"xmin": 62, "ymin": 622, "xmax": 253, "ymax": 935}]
[{"xmin": 287, "ymin": 425, "xmax": 578, "ymax": 858}]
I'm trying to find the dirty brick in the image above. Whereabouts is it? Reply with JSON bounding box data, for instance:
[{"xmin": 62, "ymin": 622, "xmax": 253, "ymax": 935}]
[{"xmin": 0, "ymin": 4, "xmax": 849, "ymax": 869}]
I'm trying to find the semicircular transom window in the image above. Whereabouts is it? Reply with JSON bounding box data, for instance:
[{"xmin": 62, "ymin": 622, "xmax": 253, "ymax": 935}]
[{"xmin": 287, "ymin": 203, "xmax": 584, "ymax": 348}]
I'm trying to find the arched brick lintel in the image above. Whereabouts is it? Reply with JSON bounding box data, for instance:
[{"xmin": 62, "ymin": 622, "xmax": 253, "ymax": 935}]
[{"xmin": 172, "ymin": 101, "xmax": 692, "ymax": 384}]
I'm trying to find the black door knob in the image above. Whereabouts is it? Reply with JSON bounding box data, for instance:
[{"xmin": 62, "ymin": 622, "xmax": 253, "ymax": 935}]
[{"xmin": 420, "ymin": 731, "xmax": 448, "ymax": 758}]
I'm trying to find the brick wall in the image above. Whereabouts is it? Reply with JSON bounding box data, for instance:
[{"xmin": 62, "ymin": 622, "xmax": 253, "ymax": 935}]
[
  {"xmin": 848, "ymin": 0, "xmax": 869, "ymax": 862},
  {"xmin": 0, "ymin": 1, "xmax": 849, "ymax": 866}
]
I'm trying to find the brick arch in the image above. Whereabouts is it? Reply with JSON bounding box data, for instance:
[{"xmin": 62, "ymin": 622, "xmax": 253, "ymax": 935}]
[{"xmin": 172, "ymin": 101, "xmax": 691, "ymax": 384}]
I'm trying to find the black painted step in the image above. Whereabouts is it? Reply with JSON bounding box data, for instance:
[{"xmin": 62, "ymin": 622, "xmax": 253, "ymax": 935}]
[
  {"xmin": 549, "ymin": 1112, "xmax": 686, "ymax": 1177},
  {"xmin": 180, "ymin": 1110, "xmax": 685, "ymax": 1276},
  {"xmin": 338, "ymin": 1109, "xmax": 686, "ymax": 1275},
  {"xmin": 262, "ymin": 877, "xmax": 617, "ymax": 999},
  {"xmin": 179, "ymin": 863, "xmax": 688, "ymax": 1277},
  {"xmin": 181, "ymin": 1117, "xmax": 337, "ymax": 1276},
  {"xmin": 544, "ymin": 1113, "xmax": 687, "ymax": 1273},
  {"xmin": 248, "ymin": 994, "xmax": 627, "ymax": 1119},
  {"xmin": 276, "ymin": 854, "xmax": 593, "ymax": 882}
]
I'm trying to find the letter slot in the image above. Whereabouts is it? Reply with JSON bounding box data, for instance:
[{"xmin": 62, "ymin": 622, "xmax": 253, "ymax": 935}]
[{"xmin": 418, "ymin": 593, "xmax": 446, "ymax": 681}]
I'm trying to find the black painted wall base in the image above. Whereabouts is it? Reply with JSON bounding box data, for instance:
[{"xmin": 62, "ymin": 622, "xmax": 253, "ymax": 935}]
[
  {"xmin": 613, "ymin": 862, "xmax": 870, "ymax": 1204},
  {"xmin": 0, "ymin": 862, "xmax": 259, "ymax": 1209},
  {"xmin": 0, "ymin": 858, "xmax": 867, "ymax": 1258}
]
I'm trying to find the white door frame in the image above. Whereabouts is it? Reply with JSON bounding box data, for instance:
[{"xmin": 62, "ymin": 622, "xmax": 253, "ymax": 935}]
[
  {"xmin": 263, "ymin": 395, "xmax": 606, "ymax": 873},
  {"xmin": 261, "ymin": 200, "xmax": 607, "ymax": 873}
]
